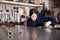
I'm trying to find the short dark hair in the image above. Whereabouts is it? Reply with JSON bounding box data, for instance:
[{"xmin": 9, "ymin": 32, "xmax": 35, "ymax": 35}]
[{"xmin": 29, "ymin": 8, "xmax": 38, "ymax": 16}]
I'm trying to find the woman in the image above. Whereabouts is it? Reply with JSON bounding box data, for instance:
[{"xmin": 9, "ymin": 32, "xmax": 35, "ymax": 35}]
[{"xmin": 27, "ymin": 8, "xmax": 56, "ymax": 40}]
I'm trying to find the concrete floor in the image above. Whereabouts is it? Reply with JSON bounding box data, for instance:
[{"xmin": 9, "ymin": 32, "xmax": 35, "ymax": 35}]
[{"xmin": 0, "ymin": 25, "xmax": 60, "ymax": 40}]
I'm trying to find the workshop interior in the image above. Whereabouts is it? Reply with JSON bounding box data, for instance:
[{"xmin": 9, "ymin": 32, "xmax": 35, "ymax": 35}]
[{"xmin": 0, "ymin": 0, "xmax": 60, "ymax": 40}]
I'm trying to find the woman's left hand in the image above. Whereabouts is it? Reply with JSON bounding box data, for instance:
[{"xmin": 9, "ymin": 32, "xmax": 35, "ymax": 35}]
[{"xmin": 44, "ymin": 21, "xmax": 52, "ymax": 27}]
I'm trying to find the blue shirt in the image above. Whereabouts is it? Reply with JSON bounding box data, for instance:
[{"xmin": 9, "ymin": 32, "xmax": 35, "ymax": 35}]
[{"xmin": 27, "ymin": 13, "xmax": 56, "ymax": 27}]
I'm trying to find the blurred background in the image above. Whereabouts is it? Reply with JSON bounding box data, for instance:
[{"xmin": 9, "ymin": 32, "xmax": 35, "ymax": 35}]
[{"xmin": 0, "ymin": 0, "xmax": 60, "ymax": 40}]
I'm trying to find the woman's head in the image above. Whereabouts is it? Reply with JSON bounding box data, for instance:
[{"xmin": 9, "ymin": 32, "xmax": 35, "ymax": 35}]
[{"xmin": 29, "ymin": 8, "xmax": 38, "ymax": 21}]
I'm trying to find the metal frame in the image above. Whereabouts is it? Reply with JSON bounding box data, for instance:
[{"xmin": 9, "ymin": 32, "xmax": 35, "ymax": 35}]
[{"xmin": 0, "ymin": 1, "xmax": 43, "ymax": 7}]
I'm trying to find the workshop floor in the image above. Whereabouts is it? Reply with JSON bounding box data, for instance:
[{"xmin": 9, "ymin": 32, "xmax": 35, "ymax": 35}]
[{"xmin": 0, "ymin": 25, "xmax": 60, "ymax": 40}]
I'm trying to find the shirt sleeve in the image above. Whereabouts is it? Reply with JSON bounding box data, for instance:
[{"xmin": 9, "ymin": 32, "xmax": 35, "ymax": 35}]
[
  {"xmin": 47, "ymin": 17, "xmax": 56, "ymax": 26},
  {"xmin": 37, "ymin": 13, "xmax": 56, "ymax": 26}
]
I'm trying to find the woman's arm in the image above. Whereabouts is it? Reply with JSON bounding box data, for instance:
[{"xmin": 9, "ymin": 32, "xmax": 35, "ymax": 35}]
[{"xmin": 37, "ymin": 13, "xmax": 56, "ymax": 27}]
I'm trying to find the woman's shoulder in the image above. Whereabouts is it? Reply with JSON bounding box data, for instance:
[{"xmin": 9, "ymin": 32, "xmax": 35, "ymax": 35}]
[
  {"xmin": 27, "ymin": 18, "xmax": 31, "ymax": 21},
  {"xmin": 27, "ymin": 18, "xmax": 32, "ymax": 23}
]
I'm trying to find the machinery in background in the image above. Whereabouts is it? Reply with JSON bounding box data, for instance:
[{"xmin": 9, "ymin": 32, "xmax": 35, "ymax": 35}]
[
  {"xmin": 20, "ymin": 15, "xmax": 26, "ymax": 25},
  {"xmin": 0, "ymin": 4, "xmax": 20, "ymax": 27}
]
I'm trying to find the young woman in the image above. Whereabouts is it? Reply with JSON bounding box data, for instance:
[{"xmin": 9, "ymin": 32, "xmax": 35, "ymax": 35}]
[{"xmin": 27, "ymin": 8, "xmax": 56, "ymax": 40}]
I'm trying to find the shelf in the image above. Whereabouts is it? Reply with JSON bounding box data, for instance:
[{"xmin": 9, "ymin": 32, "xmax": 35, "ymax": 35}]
[{"xmin": 0, "ymin": 1, "xmax": 43, "ymax": 7}]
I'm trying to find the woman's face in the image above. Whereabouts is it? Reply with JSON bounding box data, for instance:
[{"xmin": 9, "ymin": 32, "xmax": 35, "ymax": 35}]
[{"xmin": 31, "ymin": 13, "xmax": 37, "ymax": 21}]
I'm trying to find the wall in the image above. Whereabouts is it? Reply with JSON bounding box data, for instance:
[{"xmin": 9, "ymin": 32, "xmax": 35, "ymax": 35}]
[
  {"xmin": 53, "ymin": 8, "xmax": 60, "ymax": 22},
  {"xmin": 41, "ymin": 0, "xmax": 50, "ymax": 10}
]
